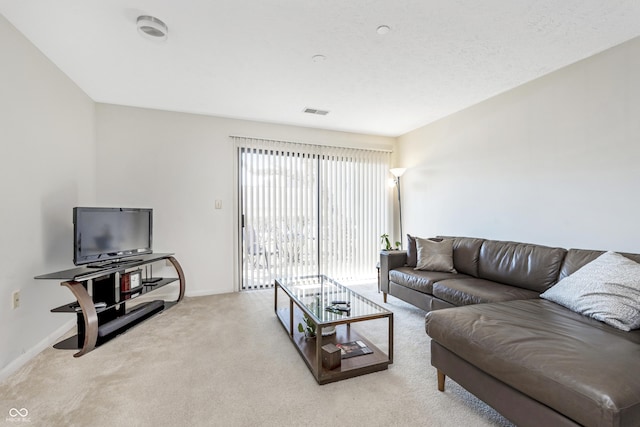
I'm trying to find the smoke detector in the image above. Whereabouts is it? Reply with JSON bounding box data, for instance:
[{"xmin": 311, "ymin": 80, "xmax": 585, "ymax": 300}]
[{"xmin": 137, "ymin": 15, "xmax": 168, "ymax": 41}]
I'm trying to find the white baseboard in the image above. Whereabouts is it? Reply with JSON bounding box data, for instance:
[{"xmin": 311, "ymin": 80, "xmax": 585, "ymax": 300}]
[{"xmin": 0, "ymin": 319, "xmax": 75, "ymax": 383}]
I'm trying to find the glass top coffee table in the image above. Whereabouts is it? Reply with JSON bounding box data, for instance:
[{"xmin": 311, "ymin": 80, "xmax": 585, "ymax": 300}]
[{"xmin": 274, "ymin": 275, "xmax": 393, "ymax": 385}]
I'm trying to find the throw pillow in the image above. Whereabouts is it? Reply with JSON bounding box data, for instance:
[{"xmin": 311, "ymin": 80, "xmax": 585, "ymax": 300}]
[
  {"xmin": 540, "ymin": 251, "xmax": 640, "ymax": 331},
  {"xmin": 406, "ymin": 234, "xmax": 417, "ymax": 267},
  {"xmin": 414, "ymin": 237, "xmax": 457, "ymax": 273}
]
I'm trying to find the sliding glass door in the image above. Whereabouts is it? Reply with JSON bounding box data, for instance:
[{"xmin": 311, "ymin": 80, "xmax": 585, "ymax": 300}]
[{"xmin": 235, "ymin": 137, "xmax": 389, "ymax": 290}]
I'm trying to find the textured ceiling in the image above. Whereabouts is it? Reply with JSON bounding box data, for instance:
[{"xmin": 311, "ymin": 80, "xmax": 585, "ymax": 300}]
[{"xmin": 1, "ymin": 1, "xmax": 640, "ymax": 136}]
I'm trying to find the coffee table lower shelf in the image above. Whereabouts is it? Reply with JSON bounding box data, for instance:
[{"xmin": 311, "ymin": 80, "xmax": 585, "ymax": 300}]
[{"xmin": 276, "ymin": 308, "xmax": 391, "ymax": 385}]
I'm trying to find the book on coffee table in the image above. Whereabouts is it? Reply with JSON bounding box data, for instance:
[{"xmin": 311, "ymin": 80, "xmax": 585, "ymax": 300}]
[{"xmin": 336, "ymin": 340, "xmax": 373, "ymax": 359}]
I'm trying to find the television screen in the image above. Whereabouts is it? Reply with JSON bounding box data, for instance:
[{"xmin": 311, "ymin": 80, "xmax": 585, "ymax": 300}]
[{"xmin": 73, "ymin": 207, "xmax": 153, "ymax": 266}]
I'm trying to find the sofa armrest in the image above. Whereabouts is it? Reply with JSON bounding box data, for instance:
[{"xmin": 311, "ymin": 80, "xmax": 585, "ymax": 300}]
[{"xmin": 380, "ymin": 250, "xmax": 407, "ymax": 294}]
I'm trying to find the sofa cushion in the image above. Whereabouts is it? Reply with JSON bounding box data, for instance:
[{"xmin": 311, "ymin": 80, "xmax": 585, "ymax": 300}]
[
  {"xmin": 389, "ymin": 267, "xmax": 463, "ymax": 295},
  {"xmin": 478, "ymin": 240, "xmax": 566, "ymax": 292},
  {"xmin": 415, "ymin": 238, "xmax": 456, "ymax": 273},
  {"xmin": 437, "ymin": 236, "xmax": 484, "ymax": 277},
  {"xmin": 432, "ymin": 278, "xmax": 539, "ymax": 306},
  {"xmin": 541, "ymin": 251, "xmax": 640, "ymax": 331},
  {"xmin": 559, "ymin": 248, "xmax": 640, "ymax": 281},
  {"xmin": 425, "ymin": 299, "xmax": 640, "ymax": 427}
]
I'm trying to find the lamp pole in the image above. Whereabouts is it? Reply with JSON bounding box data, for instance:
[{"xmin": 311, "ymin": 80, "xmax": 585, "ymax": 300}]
[
  {"xmin": 389, "ymin": 168, "xmax": 407, "ymax": 250},
  {"xmin": 396, "ymin": 176, "xmax": 403, "ymax": 249}
]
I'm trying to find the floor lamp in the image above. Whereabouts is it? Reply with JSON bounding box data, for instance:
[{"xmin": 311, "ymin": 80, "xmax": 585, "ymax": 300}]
[{"xmin": 390, "ymin": 168, "xmax": 407, "ymax": 249}]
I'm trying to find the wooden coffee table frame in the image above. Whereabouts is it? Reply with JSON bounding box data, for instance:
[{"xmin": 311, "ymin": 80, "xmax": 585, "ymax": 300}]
[{"xmin": 275, "ymin": 275, "xmax": 393, "ymax": 385}]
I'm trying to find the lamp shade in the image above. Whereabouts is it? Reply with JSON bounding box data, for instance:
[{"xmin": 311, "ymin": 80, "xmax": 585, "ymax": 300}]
[{"xmin": 389, "ymin": 168, "xmax": 407, "ymax": 178}]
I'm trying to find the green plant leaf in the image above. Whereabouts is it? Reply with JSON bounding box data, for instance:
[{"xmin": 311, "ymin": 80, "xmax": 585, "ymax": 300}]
[{"xmin": 380, "ymin": 233, "xmax": 393, "ymax": 250}]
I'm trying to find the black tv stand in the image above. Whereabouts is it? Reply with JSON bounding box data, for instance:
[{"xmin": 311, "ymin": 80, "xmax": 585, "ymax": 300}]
[{"xmin": 35, "ymin": 253, "xmax": 185, "ymax": 357}]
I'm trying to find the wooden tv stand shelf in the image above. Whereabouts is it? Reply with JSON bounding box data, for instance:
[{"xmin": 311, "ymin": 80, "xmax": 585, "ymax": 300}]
[{"xmin": 35, "ymin": 253, "xmax": 185, "ymax": 357}]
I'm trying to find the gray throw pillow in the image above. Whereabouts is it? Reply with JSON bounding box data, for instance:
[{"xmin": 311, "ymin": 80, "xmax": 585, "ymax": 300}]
[
  {"xmin": 540, "ymin": 251, "xmax": 640, "ymax": 331},
  {"xmin": 406, "ymin": 234, "xmax": 417, "ymax": 267},
  {"xmin": 414, "ymin": 238, "xmax": 457, "ymax": 273}
]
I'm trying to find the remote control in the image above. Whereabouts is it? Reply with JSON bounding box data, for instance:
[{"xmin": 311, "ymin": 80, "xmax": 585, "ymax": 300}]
[{"xmin": 325, "ymin": 305, "xmax": 350, "ymax": 314}]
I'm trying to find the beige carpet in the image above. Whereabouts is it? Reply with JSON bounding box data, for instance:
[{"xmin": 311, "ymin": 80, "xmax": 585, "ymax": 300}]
[{"xmin": 0, "ymin": 283, "xmax": 513, "ymax": 427}]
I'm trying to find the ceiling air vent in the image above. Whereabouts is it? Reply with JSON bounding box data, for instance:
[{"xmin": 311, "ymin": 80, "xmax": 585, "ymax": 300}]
[{"xmin": 303, "ymin": 108, "xmax": 329, "ymax": 116}]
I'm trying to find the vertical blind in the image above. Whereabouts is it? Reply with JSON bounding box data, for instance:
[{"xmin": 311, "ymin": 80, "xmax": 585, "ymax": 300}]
[{"xmin": 235, "ymin": 137, "xmax": 390, "ymax": 289}]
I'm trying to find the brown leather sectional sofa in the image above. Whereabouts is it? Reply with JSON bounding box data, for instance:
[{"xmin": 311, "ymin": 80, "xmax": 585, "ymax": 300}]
[{"xmin": 379, "ymin": 236, "xmax": 640, "ymax": 427}]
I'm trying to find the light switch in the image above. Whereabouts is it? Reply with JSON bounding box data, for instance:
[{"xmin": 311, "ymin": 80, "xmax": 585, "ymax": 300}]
[{"xmin": 215, "ymin": 200, "xmax": 222, "ymax": 209}]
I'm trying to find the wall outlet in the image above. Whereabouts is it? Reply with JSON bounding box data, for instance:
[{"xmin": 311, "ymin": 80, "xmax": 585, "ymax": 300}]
[{"xmin": 12, "ymin": 290, "xmax": 20, "ymax": 309}]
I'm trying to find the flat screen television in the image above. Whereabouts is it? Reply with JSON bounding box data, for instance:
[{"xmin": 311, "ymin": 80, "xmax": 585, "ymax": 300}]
[{"xmin": 73, "ymin": 207, "xmax": 153, "ymax": 267}]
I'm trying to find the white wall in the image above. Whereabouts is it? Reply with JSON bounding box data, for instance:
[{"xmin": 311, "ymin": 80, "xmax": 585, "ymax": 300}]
[
  {"xmin": 95, "ymin": 105, "xmax": 394, "ymax": 296},
  {"xmin": 397, "ymin": 36, "xmax": 640, "ymax": 252},
  {"xmin": 0, "ymin": 15, "xmax": 96, "ymax": 377}
]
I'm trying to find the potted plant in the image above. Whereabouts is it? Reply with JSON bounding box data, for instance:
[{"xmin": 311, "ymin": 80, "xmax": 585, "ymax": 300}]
[
  {"xmin": 297, "ymin": 296, "xmax": 336, "ymax": 338},
  {"xmin": 298, "ymin": 297, "xmax": 319, "ymax": 339},
  {"xmin": 380, "ymin": 233, "xmax": 401, "ymax": 251},
  {"xmin": 298, "ymin": 314, "xmax": 316, "ymax": 339}
]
